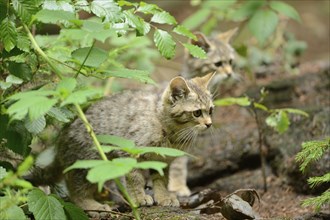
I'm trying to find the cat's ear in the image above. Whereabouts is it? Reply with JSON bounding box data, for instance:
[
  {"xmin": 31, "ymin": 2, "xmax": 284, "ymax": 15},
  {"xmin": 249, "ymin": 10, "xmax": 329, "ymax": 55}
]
[
  {"xmin": 217, "ymin": 27, "xmax": 238, "ymax": 43},
  {"xmin": 196, "ymin": 72, "xmax": 216, "ymax": 89},
  {"xmin": 190, "ymin": 32, "xmax": 211, "ymax": 53},
  {"xmin": 169, "ymin": 76, "xmax": 190, "ymax": 101}
]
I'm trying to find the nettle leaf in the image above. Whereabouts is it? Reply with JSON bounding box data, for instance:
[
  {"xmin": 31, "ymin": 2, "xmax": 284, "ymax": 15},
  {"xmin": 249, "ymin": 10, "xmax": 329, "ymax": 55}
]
[
  {"xmin": 60, "ymin": 89, "xmax": 103, "ymax": 106},
  {"xmin": 135, "ymin": 161, "xmax": 167, "ymax": 176},
  {"xmin": 183, "ymin": 43, "xmax": 207, "ymax": 59},
  {"xmin": 100, "ymin": 68, "xmax": 154, "ymax": 84},
  {"xmin": 0, "ymin": 18, "xmax": 17, "ymax": 52},
  {"xmin": 214, "ymin": 97, "xmax": 251, "ymax": 107},
  {"xmin": 28, "ymin": 189, "xmax": 66, "ymax": 220},
  {"xmin": 270, "ymin": 1, "xmax": 300, "ymax": 22},
  {"xmin": 248, "ymin": 9, "xmax": 279, "ymax": 44},
  {"xmin": 12, "ymin": 0, "xmax": 39, "ymax": 24},
  {"xmin": 137, "ymin": 2, "xmax": 162, "ymax": 14},
  {"xmin": 153, "ymin": 29, "xmax": 176, "ymax": 59},
  {"xmin": 91, "ymin": 0, "xmax": 121, "ymax": 22},
  {"xmin": 124, "ymin": 10, "xmax": 150, "ymax": 36},
  {"xmin": 71, "ymin": 47, "xmax": 108, "ymax": 67},
  {"xmin": 97, "ymin": 135, "xmax": 135, "ymax": 148},
  {"xmin": 266, "ymin": 111, "xmax": 290, "ymax": 134},
  {"xmin": 151, "ymin": 11, "xmax": 177, "ymax": 25},
  {"xmin": 173, "ymin": 25, "xmax": 197, "ymax": 40},
  {"xmin": 25, "ymin": 115, "xmax": 46, "ymax": 134},
  {"xmin": 182, "ymin": 8, "xmax": 211, "ymax": 30},
  {"xmin": 34, "ymin": 9, "xmax": 75, "ymax": 24},
  {"xmin": 63, "ymin": 202, "xmax": 89, "ymax": 220}
]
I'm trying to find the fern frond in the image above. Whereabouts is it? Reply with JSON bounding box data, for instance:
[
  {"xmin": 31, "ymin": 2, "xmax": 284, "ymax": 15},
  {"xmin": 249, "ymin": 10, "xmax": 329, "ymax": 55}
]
[
  {"xmin": 308, "ymin": 173, "xmax": 330, "ymax": 188},
  {"xmin": 302, "ymin": 189, "xmax": 330, "ymax": 211}
]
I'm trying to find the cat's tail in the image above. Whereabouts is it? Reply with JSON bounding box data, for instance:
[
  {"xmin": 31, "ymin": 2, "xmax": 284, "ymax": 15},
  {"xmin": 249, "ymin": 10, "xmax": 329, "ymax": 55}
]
[{"xmin": 24, "ymin": 147, "xmax": 63, "ymax": 186}]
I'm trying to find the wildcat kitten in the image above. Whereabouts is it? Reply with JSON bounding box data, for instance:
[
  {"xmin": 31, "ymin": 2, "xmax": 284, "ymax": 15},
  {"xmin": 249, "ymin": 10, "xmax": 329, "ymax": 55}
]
[
  {"xmin": 168, "ymin": 28, "xmax": 238, "ymax": 197},
  {"xmin": 30, "ymin": 73, "xmax": 215, "ymax": 213}
]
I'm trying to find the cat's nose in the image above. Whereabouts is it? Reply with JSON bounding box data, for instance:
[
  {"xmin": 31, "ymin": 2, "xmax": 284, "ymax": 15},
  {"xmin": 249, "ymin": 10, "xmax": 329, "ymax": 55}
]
[{"xmin": 205, "ymin": 123, "xmax": 212, "ymax": 128}]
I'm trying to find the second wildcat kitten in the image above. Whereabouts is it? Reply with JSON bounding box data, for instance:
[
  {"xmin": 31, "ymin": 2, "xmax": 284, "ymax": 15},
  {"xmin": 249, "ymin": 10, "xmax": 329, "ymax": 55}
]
[{"xmin": 29, "ymin": 73, "xmax": 215, "ymax": 213}]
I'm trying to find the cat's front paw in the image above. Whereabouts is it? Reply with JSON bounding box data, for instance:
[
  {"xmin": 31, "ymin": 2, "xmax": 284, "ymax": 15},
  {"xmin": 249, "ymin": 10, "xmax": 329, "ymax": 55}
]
[
  {"xmin": 173, "ymin": 186, "xmax": 191, "ymax": 197},
  {"xmin": 154, "ymin": 194, "xmax": 180, "ymax": 207},
  {"xmin": 132, "ymin": 194, "xmax": 154, "ymax": 207}
]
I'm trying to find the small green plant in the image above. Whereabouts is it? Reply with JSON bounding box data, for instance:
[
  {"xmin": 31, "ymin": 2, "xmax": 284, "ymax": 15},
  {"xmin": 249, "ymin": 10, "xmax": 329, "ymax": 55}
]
[
  {"xmin": 214, "ymin": 90, "xmax": 308, "ymax": 191},
  {"xmin": 296, "ymin": 138, "xmax": 330, "ymax": 211}
]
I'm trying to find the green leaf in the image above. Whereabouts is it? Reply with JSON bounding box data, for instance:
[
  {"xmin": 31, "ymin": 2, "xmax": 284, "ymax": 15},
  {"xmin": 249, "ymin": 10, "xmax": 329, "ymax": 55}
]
[
  {"xmin": 265, "ymin": 111, "xmax": 290, "ymax": 134},
  {"xmin": 35, "ymin": 9, "xmax": 76, "ymax": 24},
  {"xmin": 25, "ymin": 115, "xmax": 46, "ymax": 134},
  {"xmin": 43, "ymin": 0, "xmax": 75, "ymax": 12},
  {"xmin": 0, "ymin": 166, "xmax": 7, "ymax": 180},
  {"xmin": 281, "ymin": 108, "xmax": 309, "ymax": 117},
  {"xmin": 248, "ymin": 9, "xmax": 279, "ymax": 44},
  {"xmin": 214, "ymin": 97, "xmax": 251, "ymax": 107},
  {"xmin": 63, "ymin": 202, "xmax": 89, "ymax": 220},
  {"xmin": 28, "ymin": 99, "xmax": 58, "ymax": 121},
  {"xmin": 0, "ymin": 201, "xmax": 26, "ymax": 220},
  {"xmin": 151, "ymin": 11, "xmax": 177, "ymax": 25},
  {"xmin": 253, "ymin": 102, "xmax": 269, "ymax": 111},
  {"xmin": 28, "ymin": 189, "xmax": 66, "ymax": 220},
  {"xmin": 203, "ymin": 0, "xmax": 237, "ymax": 9},
  {"xmin": 0, "ymin": 18, "xmax": 17, "ymax": 52},
  {"xmin": 17, "ymin": 31, "xmax": 31, "ymax": 52},
  {"xmin": 153, "ymin": 29, "xmax": 176, "ymax": 60},
  {"xmin": 47, "ymin": 107, "xmax": 71, "ymax": 123},
  {"xmin": 137, "ymin": 147, "xmax": 187, "ymax": 157},
  {"xmin": 182, "ymin": 43, "xmax": 207, "ymax": 59},
  {"xmin": 56, "ymin": 77, "xmax": 77, "ymax": 97},
  {"xmin": 60, "ymin": 88, "xmax": 102, "ymax": 106},
  {"xmin": 64, "ymin": 160, "xmax": 108, "ymax": 173},
  {"xmin": 270, "ymin": 1, "xmax": 300, "ymax": 22},
  {"xmin": 100, "ymin": 68, "xmax": 154, "ymax": 84},
  {"xmin": 16, "ymin": 155, "xmax": 34, "ymax": 176},
  {"xmin": 230, "ymin": 0, "xmax": 265, "ymax": 21},
  {"xmin": 173, "ymin": 25, "xmax": 197, "ymax": 40},
  {"xmin": 12, "ymin": 0, "xmax": 39, "ymax": 24},
  {"xmin": 181, "ymin": 8, "xmax": 211, "ymax": 30},
  {"xmin": 91, "ymin": 0, "xmax": 121, "ymax": 22},
  {"xmin": 6, "ymin": 75, "xmax": 23, "ymax": 85},
  {"xmin": 135, "ymin": 161, "xmax": 167, "ymax": 176},
  {"xmin": 137, "ymin": 2, "xmax": 162, "ymax": 14},
  {"xmin": 97, "ymin": 135, "xmax": 135, "ymax": 148},
  {"xmin": 124, "ymin": 10, "xmax": 150, "ymax": 36},
  {"xmin": 8, "ymin": 62, "xmax": 32, "ymax": 81},
  {"xmin": 71, "ymin": 47, "xmax": 108, "ymax": 67}
]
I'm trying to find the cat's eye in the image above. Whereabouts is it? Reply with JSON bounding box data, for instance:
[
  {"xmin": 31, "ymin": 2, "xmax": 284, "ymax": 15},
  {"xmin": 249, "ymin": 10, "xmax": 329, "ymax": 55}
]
[
  {"xmin": 209, "ymin": 107, "xmax": 214, "ymax": 115},
  {"xmin": 214, "ymin": 61, "xmax": 223, "ymax": 67},
  {"xmin": 193, "ymin": 109, "xmax": 202, "ymax": 117}
]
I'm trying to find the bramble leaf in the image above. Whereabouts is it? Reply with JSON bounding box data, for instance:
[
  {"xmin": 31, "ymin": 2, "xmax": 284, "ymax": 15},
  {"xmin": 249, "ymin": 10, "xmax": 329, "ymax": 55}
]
[
  {"xmin": 153, "ymin": 29, "xmax": 176, "ymax": 59},
  {"xmin": 182, "ymin": 43, "xmax": 207, "ymax": 59}
]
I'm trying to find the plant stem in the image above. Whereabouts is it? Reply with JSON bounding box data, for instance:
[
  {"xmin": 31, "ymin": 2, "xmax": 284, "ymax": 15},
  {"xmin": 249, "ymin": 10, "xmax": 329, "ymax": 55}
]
[
  {"xmin": 75, "ymin": 40, "xmax": 96, "ymax": 78},
  {"xmin": 74, "ymin": 103, "xmax": 140, "ymax": 219},
  {"xmin": 23, "ymin": 24, "xmax": 63, "ymax": 79}
]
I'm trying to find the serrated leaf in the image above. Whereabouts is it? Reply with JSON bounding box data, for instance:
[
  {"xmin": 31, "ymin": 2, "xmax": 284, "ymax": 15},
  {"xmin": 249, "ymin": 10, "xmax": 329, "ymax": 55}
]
[
  {"xmin": 47, "ymin": 107, "xmax": 70, "ymax": 123},
  {"xmin": 183, "ymin": 43, "xmax": 207, "ymax": 59},
  {"xmin": 0, "ymin": 18, "xmax": 17, "ymax": 52},
  {"xmin": 28, "ymin": 189, "xmax": 66, "ymax": 220},
  {"xmin": 71, "ymin": 47, "xmax": 108, "ymax": 67},
  {"xmin": 173, "ymin": 25, "xmax": 197, "ymax": 40},
  {"xmin": 0, "ymin": 202, "xmax": 26, "ymax": 220},
  {"xmin": 43, "ymin": 0, "xmax": 75, "ymax": 12},
  {"xmin": 100, "ymin": 68, "xmax": 154, "ymax": 84},
  {"xmin": 248, "ymin": 9, "xmax": 279, "ymax": 44},
  {"xmin": 63, "ymin": 202, "xmax": 89, "ymax": 220},
  {"xmin": 281, "ymin": 108, "xmax": 309, "ymax": 117},
  {"xmin": 230, "ymin": 0, "xmax": 265, "ymax": 21},
  {"xmin": 35, "ymin": 9, "xmax": 75, "ymax": 24},
  {"xmin": 56, "ymin": 77, "xmax": 77, "ymax": 95},
  {"xmin": 151, "ymin": 11, "xmax": 177, "ymax": 25},
  {"xmin": 137, "ymin": 2, "xmax": 161, "ymax": 14},
  {"xmin": 60, "ymin": 89, "xmax": 102, "ymax": 106},
  {"xmin": 181, "ymin": 8, "xmax": 211, "ymax": 29},
  {"xmin": 97, "ymin": 135, "xmax": 135, "ymax": 148},
  {"xmin": 28, "ymin": 99, "xmax": 58, "ymax": 121},
  {"xmin": 25, "ymin": 115, "xmax": 46, "ymax": 134},
  {"xmin": 135, "ymin": 161, "xmax": 167, "ymax": 176},
  {"xmin": 8, "ymin": 62, "xmax": 32, "ymax": 81},
  {"xmin": 124, "ymin": 10, "xmax": 150, "ymax": 36},
  {"xmin": 91, "ymin": 0, "xmax": 121, "ymax": 22},
  {"xmin": 17, "ymin": 31, "xmax": 30, "ymax": 52},
  {"xmin": 64, "ymin": 160, "xmax": 108, "ymax": 173},
  {"xmin": 270, "ymin": 1, "xmax": 300, "ymax": 22},
  {"xmin": 137, "ymin": 147, "xmax": 188, "ymax": 157},
  {"xmin": 153, "ymin": 29, "xmax": 176, "ymax": 59},
  {"xmin": 214, "ymin": 97, "xmax": 251, "ymax": 107},
  {"xmin": 12, "ymin": 0, "xmax": 39, "ymax": 24}
]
